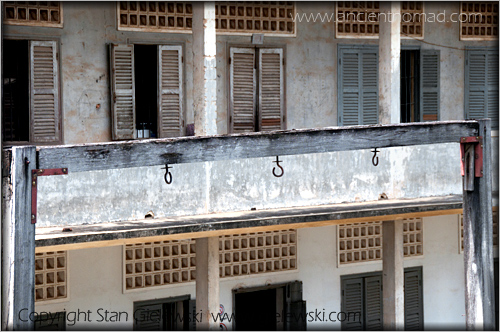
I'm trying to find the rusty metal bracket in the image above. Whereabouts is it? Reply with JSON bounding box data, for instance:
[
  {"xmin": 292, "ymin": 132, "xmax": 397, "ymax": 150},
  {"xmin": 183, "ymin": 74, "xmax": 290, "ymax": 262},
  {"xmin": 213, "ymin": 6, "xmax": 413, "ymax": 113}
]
[
  {"xmin": 31, "ymin": 168, "xmax": 68, "ymax": 224},
  {"xmin": 460, "ymin": 136, "xmax": 483, "ymax": 191}
]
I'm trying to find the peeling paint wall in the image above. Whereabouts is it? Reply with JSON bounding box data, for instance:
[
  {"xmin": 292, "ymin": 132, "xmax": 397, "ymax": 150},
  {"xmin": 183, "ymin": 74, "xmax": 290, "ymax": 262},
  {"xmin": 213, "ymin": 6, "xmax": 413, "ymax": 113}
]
[
  {"xmin": 2, "ymin": 1, "xmax": 498, "ymax": 227},
  {"xmin": 33, "ymin": 216, "xmax": 467, "ymax": 330}
]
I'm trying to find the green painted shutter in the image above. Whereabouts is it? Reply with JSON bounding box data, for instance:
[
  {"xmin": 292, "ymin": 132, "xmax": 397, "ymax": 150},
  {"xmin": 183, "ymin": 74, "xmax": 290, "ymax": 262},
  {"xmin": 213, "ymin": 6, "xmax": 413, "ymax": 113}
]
[
  {"xmin": 364, "ymin": 275, "xmax": 383, "ymax": 330},
  {"xmin": 134, "ymin": 303, "xmax": 164, "ymax": 330},
  {"xmin": 420, "ymin": 50, "xmax": 440, "ymax": 121},
  {"xmin": 259, "ymin": 48, "xmax": 284, "ymax": 131},
  {"xmin": 404, "ymin": 268, "xmax": 424, "ymax": 331},
  {"xmin": 341, "ymin": 277, "xmax": 364, "ymax": 330},
  {"xmin": 30, "ymin": 40, "xmax": 60, "ymax": 143},
  {"xmin": 230, "ymin": 47, "xmax": 256, "ymax": 133},
  {"xmin": 339, "ymin": 47, "xmax": 378, "ymax": 126},
  {"xmin": 110, "ymin": 44, "xmax": 136, "ymax": 140},
  {"xmin": 465, "ymin": 49, "xmax": 499, "ymax": 129},
  {"xmin": 158, "ymin": 45, "xmax": 183, "ymax": 138}
]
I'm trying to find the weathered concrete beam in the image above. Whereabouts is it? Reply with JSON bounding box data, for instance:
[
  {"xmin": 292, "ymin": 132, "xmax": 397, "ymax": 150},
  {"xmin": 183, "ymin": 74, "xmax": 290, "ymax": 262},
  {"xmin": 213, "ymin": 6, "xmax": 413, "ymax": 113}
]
[
  {"xmin": 35, "ymin": 121, "xmax": 480, "ymax": 173},
  {"xmin": 33, "ymin": 195, "xmax": 463, "ymax": 250}
]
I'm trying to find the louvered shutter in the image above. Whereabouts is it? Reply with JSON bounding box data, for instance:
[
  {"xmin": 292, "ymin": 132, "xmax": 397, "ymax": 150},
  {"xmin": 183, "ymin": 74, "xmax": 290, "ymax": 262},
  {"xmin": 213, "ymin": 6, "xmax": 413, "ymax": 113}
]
[
  {"xmin": 364, "ymin": 275, "xmax": 383, "ymax": 330},
  {"xmin": 158, "ymin": 45, "xmax": 183, "ymax": 138},
  {"xmin": 134, "ymin": 303, "xmax": 164, "ymax": 330},
  {"xmin": 188, "ymin": 300, "xmax": 196, "ymax": 331},
  {"xmin": 404, "ymin": 268, "xmax": 423, "ymax": 330},
  {"xmin": 420, "ymin": 50, "xmax": 440, "ymax": 121},
  {"xmin": 34, "ymin": 312, "xmax": 65, "ymax": 331},
  {"xmin": 110, "ymin": 44, "xmax": 135, "ymax": 140},
  {"xmin": 259, "ymin": 48, "xmax": 284, "ymax": 131},
  {"xmin": 339, "ymin": 47, "xmax": 378, "ymax": 126},
  {"xmin": 361, "ymin": 51, "xmax": 379, "ymax": 125},
  {"xmin": 230, "ymin": 48, "xmax": 256, "ymax": 133},
  {"xmin": 30, "ymin": 41, "xmax": 60, "ymax": 143},
  {"xmin": 487, "ymin": 50, "xmax": 499, "ymax": 128},
  {"xmin": 466, "ymin": 51, "xmax": 487, "ymax": 120},
  {"xmin": 341, "ymin": 277, "xmax": 364, "ymax": 330},
  {"xmin": 285, "ymin": 281, "xmax": 306, "ymax": 331}
]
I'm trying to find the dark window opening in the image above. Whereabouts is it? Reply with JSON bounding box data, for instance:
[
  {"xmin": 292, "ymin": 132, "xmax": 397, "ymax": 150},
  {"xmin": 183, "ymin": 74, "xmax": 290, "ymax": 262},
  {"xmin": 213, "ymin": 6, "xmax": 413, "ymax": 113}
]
[
  {"xmin": 235, "ymin": 288, "xmax": 278, "ymax": 331},
  {"xmin": 34, "ymin": 311, "xmax": 66, "ymax": 331},
  {"xmin": 2, "ymin": 39, "xmax": 30, "ymax": 142},
  {"xmin": 134, "ymin": 44, "xmax": 158, "ymax": 138},
  {"xmin": 400, "ymin": 50, "xmax": 420, "ymax": 123}
]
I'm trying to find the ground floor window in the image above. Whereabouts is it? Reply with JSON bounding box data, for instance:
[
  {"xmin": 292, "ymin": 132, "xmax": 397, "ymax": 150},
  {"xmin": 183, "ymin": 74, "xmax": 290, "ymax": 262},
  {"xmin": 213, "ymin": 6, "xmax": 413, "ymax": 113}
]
[
  {"xmin": 133, "ymin": 295, "xmax": 193, "ymax": 331},
  {"xmin": 341, "ymin": 267, "xmax": 423, "ymax": 331}
]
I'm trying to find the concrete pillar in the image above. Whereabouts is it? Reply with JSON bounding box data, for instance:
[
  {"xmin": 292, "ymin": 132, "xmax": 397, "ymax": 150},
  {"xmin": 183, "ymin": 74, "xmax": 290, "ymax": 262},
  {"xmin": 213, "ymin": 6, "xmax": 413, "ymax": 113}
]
[
  {"xmin": 196, "ymin": 237, "xmax": 220, "ymax": 331},
  {"xmin": 192, "ymin": 1, "xmax": 217, "ymax": 136},
  {"xmin": 382, "ymin": 220, "xmax": 405, "ymax": 330},
  {"xmin": 378, "ymin": 1, "xmax": 401, "ymax": 124}
]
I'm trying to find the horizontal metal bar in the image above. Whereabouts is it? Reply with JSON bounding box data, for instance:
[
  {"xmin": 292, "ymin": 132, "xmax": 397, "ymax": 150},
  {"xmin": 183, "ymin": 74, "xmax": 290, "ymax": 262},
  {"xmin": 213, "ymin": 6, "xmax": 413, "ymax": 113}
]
[{"xmin": 36, "ymin": 120, "xmax": 480, "ymax": 173}]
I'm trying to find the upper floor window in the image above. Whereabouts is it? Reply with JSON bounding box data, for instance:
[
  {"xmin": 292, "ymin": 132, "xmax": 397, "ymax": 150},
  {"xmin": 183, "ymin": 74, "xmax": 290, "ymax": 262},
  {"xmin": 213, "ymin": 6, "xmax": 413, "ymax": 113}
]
[
  {"xmin": 2, "ymin": 40, "xmax": 61, "ymax": 144},
  {"xmin": 229, "ymin": 47, "xmax": 285, "ymax": 133},
  {"xmin": 460, "ymin": 2, "xmax": 498, "ymax": 40},
  {"xmin": 117, "ymin": 1, "xmax": 193, "ymax": 33},
  {"xmin": 109, "ymin": 44, "xmax": 184, "ymax": 140},
  {"xmin": 335, "ymin": 1, "xmax": 424, "ymax": 39},
  {"xmin": 3, "ymin": 1, "xmax": 63, "ymax": 28},
  {"xmin": 215, "ymin": 2, "xmax": 296, "ymax": 36}
]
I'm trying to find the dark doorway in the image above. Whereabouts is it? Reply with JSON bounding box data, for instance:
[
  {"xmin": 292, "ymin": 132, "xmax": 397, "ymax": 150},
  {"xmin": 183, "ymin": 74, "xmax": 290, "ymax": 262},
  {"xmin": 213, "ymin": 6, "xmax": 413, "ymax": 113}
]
[
  {"xmin": 134, "ymin": 296, "xmax": 191, "ymax": 331},
  {"xmin": 400, "ymin": 50, "xmax": 420, "ymax": 123},
  {"xmin": 134, "ymin": 44, "xmax": 158, "ymax": 138},
  {"xmin": 235, "ymin": 288, "xmax": 278, "ymax": 331},
  {"xmin": 2, "ymin": 39, "xmax": 30, "ymax": 142}
]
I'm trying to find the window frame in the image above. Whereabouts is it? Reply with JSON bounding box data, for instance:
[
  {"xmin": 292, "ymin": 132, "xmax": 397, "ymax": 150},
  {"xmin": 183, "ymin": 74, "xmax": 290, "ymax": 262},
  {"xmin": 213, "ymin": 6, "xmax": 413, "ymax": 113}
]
[
  {"xmin": 2, "ymin": 36, "xmax": 63, "ymax": 146},
  {"xmin": 226, "ymin": 43, "xmax": 287, "ymax": 134}
]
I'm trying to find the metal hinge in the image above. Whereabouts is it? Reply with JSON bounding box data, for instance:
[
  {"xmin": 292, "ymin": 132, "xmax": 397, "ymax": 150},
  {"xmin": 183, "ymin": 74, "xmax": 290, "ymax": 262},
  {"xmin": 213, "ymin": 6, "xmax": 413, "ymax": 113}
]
[
  {"xmin": 31, "ymin": 168, "xmax": 69, "ymax": 224},
  {"xmin": 229, "ymin": 57, "xmax": 232, "ymax": 65},
  {"xmin": 182, "ymin": 56, "xmax": 184, "ymax": 63}
]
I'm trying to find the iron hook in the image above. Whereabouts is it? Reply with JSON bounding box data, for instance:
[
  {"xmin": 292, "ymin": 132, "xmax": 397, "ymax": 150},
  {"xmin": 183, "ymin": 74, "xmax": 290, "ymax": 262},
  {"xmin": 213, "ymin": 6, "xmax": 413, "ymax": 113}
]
[
  {"xmin": 371, "ymin": 148, "xmax": 380, "ymax": 167},
  {"xmin": 162, "ymin": 164, "xmax": 173, "ymax": 184},
  {"xmin": 272, "ymin": 156, "xmax": 284, "ymax": 177}
]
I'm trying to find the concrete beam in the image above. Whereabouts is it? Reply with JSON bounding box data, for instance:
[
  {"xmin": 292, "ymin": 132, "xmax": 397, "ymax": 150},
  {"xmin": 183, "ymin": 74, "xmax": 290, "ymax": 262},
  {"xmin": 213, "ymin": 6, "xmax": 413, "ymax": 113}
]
[
  {"xmin": 382, "ymin": 219, "xmax": 405, "ymax": 330},
  {"xmin": 192, "ymin": 1, "xmax": 217, "ymax": 136},
  {"xmin": 379, "ymin": 1, "xmax": 401, "ymax": 125},
  {"xmin": 195, "ymin": 237, "xmax": 220, "ymax": 330}
]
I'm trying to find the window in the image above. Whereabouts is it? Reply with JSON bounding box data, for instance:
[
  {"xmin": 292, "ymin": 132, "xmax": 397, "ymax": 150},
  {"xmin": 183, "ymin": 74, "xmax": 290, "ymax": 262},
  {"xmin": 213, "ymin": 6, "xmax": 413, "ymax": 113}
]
[
  {"xmin": 3, "ymin": 1, "xmax": 63, "ymax": 28},
  {"xmin": 109, "ymin": 44, "xmax": 184, "ymax": 140},
  {"xmin": 229, "ymin": 47, "xmax": 285, "ymax": 133},
  {"xmin": 34, "ymin": 251, "xmax": 67, "ymax": 302},
  {"xmin": 134, "ymin": 296, "xmax": 193, "ymax": 330},
  {"xmin": 117, "ymin": 2, "xmax": 193, "ymax": 33},
  {"xmin": 335, "ymin": 2, "xmax": 424, "ymax": 39},
  {"xmin": 465, "ymin": 48, "xmax": 499, "ymax": 129},
  {"xmin": 460, "ymin": 2, "xmax": 498, "ymax": 40},
  {"xmin": 2, "ymin": 40, "xmax": 61, "ymax": 144},
  {"xmin": 215, "ymin": 2, "xmax": 296, "ymax": 35},
  {"xmin": 341, "ymin": 267, "xmax": 424, "ymax": 330},
  {"xmin": 338, "ymin": 46, "xmax": 440, "ymax": 125}
]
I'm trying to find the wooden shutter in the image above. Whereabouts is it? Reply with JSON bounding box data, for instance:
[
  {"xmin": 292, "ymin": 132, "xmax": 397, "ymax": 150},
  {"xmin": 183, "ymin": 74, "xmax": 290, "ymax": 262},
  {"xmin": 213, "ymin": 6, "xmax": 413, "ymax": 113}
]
[
  {"xmin": 134, "ymin": 303, "xmax": 164, "ymax": 330},
  {"xmin": 361, "ymin": 50, "xmax": 378, "ymax": 125},
  {"xmin": 420, "ymin": 50, "xmax": 440, "ymax": 121},
  {"xmin": 285, "ymin": 281, "xmax": 306, "ymax": 331},
  {"xmin": 230, "ymin": 48, "xmax": 256, "ymax": 133},
  {"xmin": 364, "ymin": 275, "xmax": 383, "ymax": 330},
  {"xmin": 341, "ymin": 277, "xmax": 364, "ymax": 330},
  {"xmin": 259, "ymin": 48, "xmax": 284, "ymax": 131},
  {"xmin": 110, "ymin": 44, "xmax": 135, "ymax": 140},
  {"xmin": 487, "ymin": 50, "xmax": 499, "ymax": 128},
  {"xmin": 30, "ymin": 41, "xmax": 60, "ymax": 143},
  {"xmin": 338, "ymin": 47, "xmax": 378, "ymax": 126},
  {"xmin": 158, "ymin": 45, "xmax": 183, "ymax": 138},
  {"xmin": 404, "ymin": 268, "xmax": 424, "ymax": 331},
  {"xmin": 465, "ymin": 49, "xmax": 500, "ymax": 130}
]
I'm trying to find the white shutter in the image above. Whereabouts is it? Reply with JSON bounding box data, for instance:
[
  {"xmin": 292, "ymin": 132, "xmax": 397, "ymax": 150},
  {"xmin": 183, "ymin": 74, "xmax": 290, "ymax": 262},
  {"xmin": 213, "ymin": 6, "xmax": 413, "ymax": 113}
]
[
  {"xmin": 30, "ymin": 41, "xmax": 60, "ymax": 143},
  {"xmin": 230, "ymin": 48, "xmax": 256, "ymax": 133},
  {"xmin": 110, "ymin": 44, "xmax": 135, "ymax": 140},
  {"xmin": 259, "ymin": 48, "xmax": 284, "ymax": 131},
  {"xmin": 158, "ymin": 45, "xmax": 183, "ymax": 138}
]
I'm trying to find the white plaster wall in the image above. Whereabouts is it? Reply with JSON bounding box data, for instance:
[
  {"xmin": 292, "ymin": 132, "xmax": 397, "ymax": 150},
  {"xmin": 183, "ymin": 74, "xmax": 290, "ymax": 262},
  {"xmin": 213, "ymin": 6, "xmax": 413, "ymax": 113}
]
[{"xmin": 35, "ymin": 215, "xmax": 466, "ymax": 330}]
